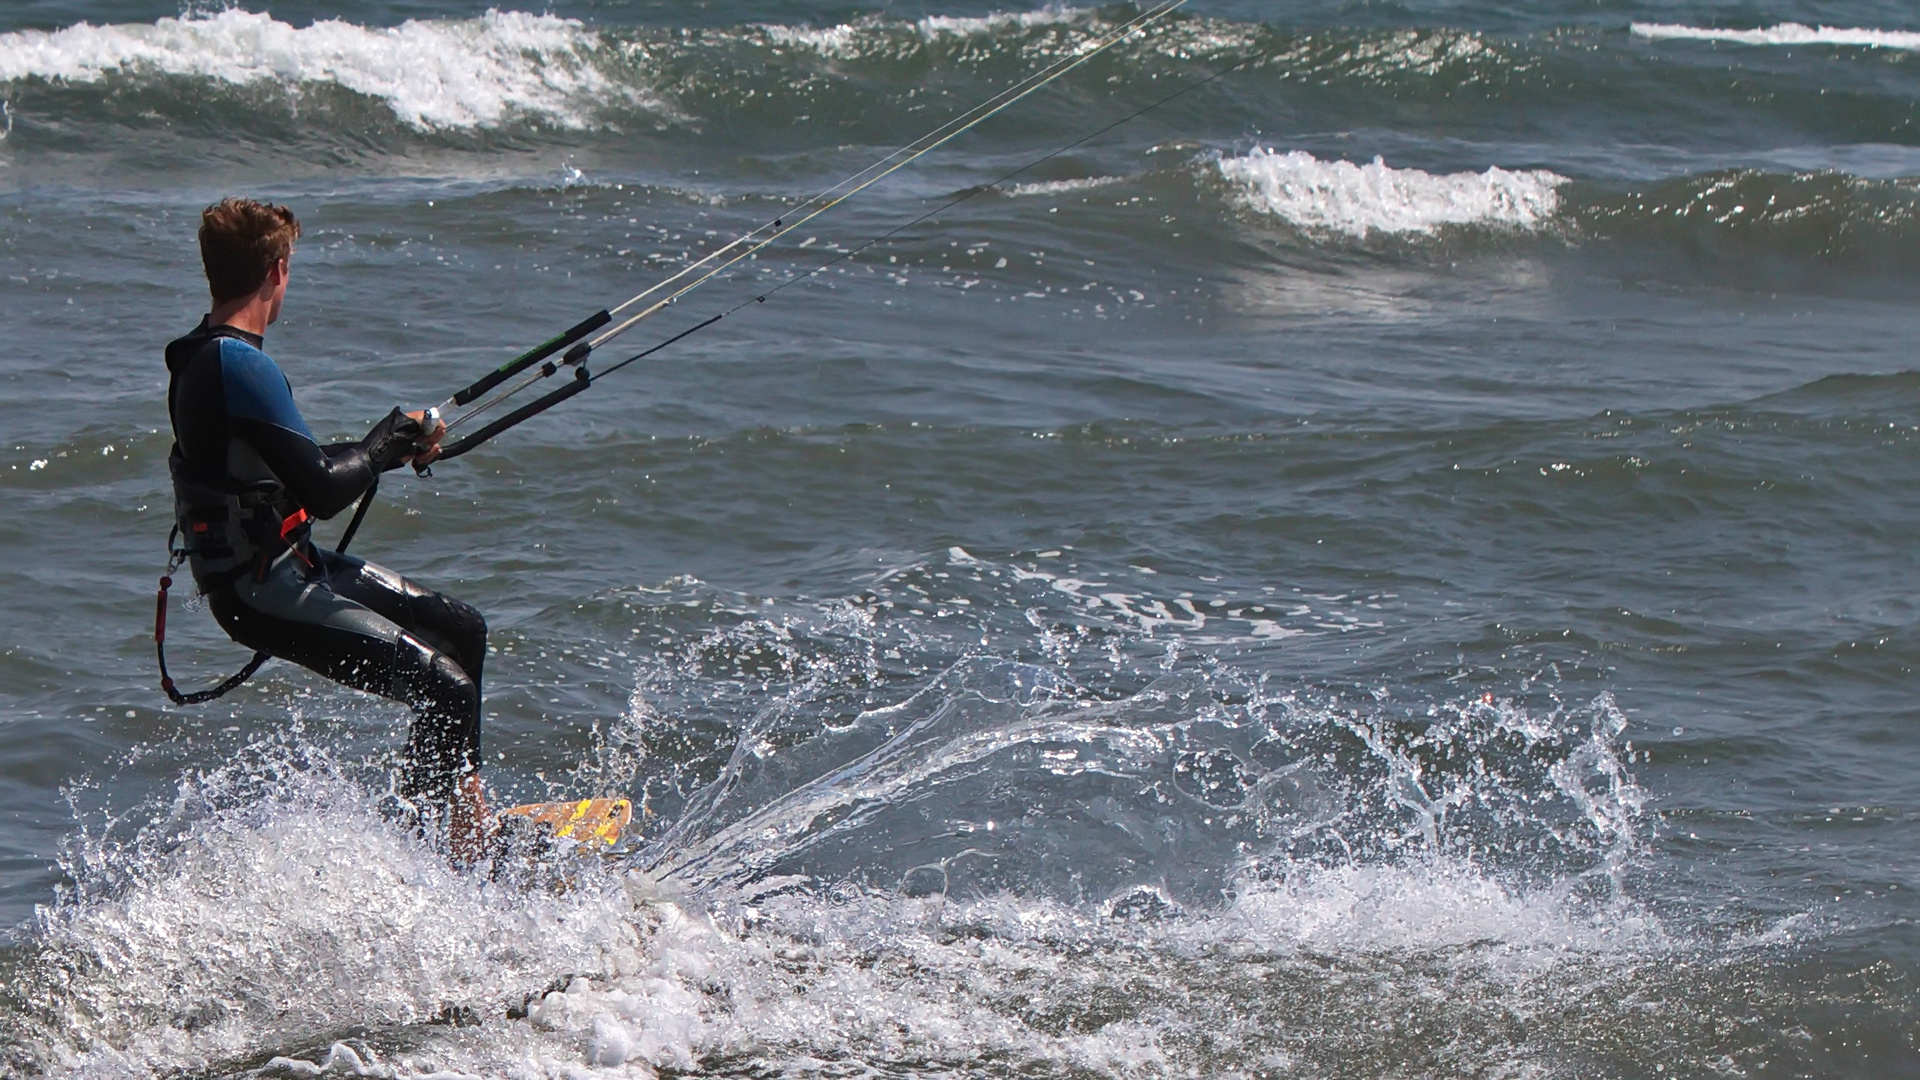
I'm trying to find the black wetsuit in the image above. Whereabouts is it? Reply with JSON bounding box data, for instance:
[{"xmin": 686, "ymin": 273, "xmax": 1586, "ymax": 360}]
[{"xmin": 166, "ymin": 318, "xmax": 485, "ymax": 802}]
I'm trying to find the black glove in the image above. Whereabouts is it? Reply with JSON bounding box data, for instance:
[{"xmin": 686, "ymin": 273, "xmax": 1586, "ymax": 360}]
[{"xmin": 361, "ymin": 408, "xmax": 427, "ymax": 473}]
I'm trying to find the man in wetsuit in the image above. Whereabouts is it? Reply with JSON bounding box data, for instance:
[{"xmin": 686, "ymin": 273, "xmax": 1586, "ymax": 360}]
[{"xmin": 166, "ymin": 197, "xmax": 491, "ymax": 854}]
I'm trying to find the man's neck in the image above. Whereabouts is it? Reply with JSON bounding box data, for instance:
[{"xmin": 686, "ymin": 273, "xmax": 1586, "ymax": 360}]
[{"xmin": 208, "ymin": 295, "xmax": 273, "ymax": 337}]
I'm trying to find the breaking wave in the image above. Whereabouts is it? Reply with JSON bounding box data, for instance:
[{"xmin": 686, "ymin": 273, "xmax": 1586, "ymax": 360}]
[
  {"xmin": 1006, "ymin": 174, "xmax": 1127, "ymax": 197},
  {"xmin": 1216, "ymin": 147, "xmax": 1567, "ymax": 238},
  {"xmin": 8, "ymin": 7, "xmax": 1919, "ymax": 158},
  {"xmin": 0, "ymin": 8, "xmax": 628, "ymax": 130},
  {"xmin": 0, "ymin": 9, "xmax": 1555, "ymax": 144},
  {"xmin": 1202, "ymin": 149, "xmax": 1920, "ymax": 281}
]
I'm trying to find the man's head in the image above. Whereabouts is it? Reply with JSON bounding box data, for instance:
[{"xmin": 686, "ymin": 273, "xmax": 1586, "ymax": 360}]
[{"xmin": 199, "ymin": 197, "xmax": 300, "ymax": 321}]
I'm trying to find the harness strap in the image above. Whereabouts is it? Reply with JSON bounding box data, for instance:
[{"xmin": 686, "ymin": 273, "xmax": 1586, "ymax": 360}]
[
  {"xmin": 154, "ymin": 529, "xmax": 272, "ymax": 705},
  {"xmin": 155, "ymin": 484, "xmax": 376, "ymax": 706},
  {"xmin": 155, "ymin": 571, "xmax": 269, "ymax": 704}
]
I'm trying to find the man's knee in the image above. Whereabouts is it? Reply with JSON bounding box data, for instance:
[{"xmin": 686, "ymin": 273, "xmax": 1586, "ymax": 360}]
[
  {"xmin": 444, "ymin": 597, "xmax": 487, "ymax": 662},
  {"xmin": 406, "ymin": 587, "xmax": 486, "ymax": 677},
  {"xmin": 390, "ymin": 632, "xmax": 477, "ymax": 719}
]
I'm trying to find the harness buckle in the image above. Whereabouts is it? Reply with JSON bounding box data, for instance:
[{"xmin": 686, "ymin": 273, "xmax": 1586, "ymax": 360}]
[{"xmin": 278, "ymin": 507, "xmax": 315, "ymax": 569}]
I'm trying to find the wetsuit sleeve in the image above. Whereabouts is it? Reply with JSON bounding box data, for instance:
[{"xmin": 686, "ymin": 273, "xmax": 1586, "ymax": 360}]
[{"xmin": 221, "ymin": 344, "xmax": 422, "ymax": 519}]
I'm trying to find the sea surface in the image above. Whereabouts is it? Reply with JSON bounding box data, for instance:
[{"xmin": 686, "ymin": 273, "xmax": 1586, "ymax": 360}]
[{"xmin": 3, "ymin": 0, "xmax": 1920, "ymax": 1076}]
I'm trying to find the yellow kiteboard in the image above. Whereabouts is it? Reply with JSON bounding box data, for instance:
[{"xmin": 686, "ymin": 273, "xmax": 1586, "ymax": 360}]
[{"xmin": 499, "ymin": 797, "xmax": 633, "ymax": 846}]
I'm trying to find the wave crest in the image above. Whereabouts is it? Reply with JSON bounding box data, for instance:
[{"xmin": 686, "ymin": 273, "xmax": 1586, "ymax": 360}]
[
  {"xmin": 0, "ymin": 8, "xmax": 632, "ymax": 130},
  {"xmin": 1216, "ymin": 148, "xmax": 1567, "ymax": 238},
  {"xmin": 1633, "ymin": 22, "xmax": 1920, "ymax": 52}
]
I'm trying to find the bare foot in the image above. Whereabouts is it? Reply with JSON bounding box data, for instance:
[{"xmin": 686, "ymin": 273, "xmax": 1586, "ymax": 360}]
[{"xmin": 448, "ymin": 772, "xmax": 496, "ymax": 864}]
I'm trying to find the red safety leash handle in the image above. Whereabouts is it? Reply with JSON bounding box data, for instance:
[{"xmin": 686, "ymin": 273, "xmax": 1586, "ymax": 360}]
[{"xmin": 155, "ymin": 574, "xmax": 171, "ymax": 644}]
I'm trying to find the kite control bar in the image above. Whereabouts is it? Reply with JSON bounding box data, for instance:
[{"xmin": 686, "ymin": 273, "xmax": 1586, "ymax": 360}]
[
  {"xmin": 441, "ymin": 308, "xmax": 609, "ymax": 409},
  {"xmin": 429, "ymin": 312, "xmax": 725, "ymax": 464},
  {"xmin": 433, "ymin": 365, "xmax": 593, "ymax": 463}
]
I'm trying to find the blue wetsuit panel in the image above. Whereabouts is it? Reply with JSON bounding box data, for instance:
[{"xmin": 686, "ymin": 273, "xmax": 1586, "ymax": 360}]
[{"xmin": 219, "ymin": 338, "xmax": 317, "ymax": 442}]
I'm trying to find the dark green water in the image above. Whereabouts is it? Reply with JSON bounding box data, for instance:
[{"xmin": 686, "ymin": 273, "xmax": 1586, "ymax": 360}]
[{"xmin": 4, "ymin": 1, "xmax": 1920, "ymax": 1076}]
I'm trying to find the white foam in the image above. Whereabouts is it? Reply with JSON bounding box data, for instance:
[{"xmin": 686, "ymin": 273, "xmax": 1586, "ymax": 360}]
[
  {"xmin": 761, "ymin": 7, "xmax": 1091, "ymax": 59},
  {"xmin": 1212, "ymin": 862, "xmax": 1661, "ymax": 959},
  {"xmin": 1007, "ymin": 175, "xmax": 1124, "ymax": 197},
  {"xmin": 17, "ymin": 682, "xmax": 1672, "ymax": 1080},
  {"xmin": 760, "ymin": 23, "xmax": 861, "ymax": 54},
  {"xmin": 1632, "ymin": 22, "xmax": 1920, "ymax": 51},
  {"xmin": 28, "ymin": 765, "xmax": 647, "ymax": 1076},
  {"xmin": 518, "ymin": 858, "xmax": 1652, "ymax": 1080},
  {"xmin": 38, "ymin": 839, "xmax": 1660, "ymax": 1078},
  {"xmin": 0, "ymin": 9, "xmax": 628, "ymax": 129},
  {"xmin": 1216, "ymin": 147, "xmax": 1566, "ymax": 238},
  {"xmin": 916, "ymin": 7, "xmax": 1093, "ymax": 37}
]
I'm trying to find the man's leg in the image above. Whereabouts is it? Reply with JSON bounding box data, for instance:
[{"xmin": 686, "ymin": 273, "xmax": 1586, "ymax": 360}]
[
  {"xmin": 309, "ymin": 548, "xmax": 488, "ymax": 806},
  {"xmin": 317, "ymin": 551, "xmax": 488, "ymax": 699},
  {"xmin": 207, "ymin": 553, "xmax": 482, "ymax": 808}
]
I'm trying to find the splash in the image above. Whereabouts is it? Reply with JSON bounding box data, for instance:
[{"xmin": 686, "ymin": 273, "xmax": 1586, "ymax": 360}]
[
  {"xmin": 6, "ymin": 732, "xmax": 1662, "ymax": 1079},
  {"xmin": 1216, "ymin": 147, "xmax": 1566, "ymax": 238},
  {"xmin": 4, "ymin": 549, "xmax": 1673, "ymax": 1078},
  {"xmin": 0, "ymin": 9, "xmax": 628, "ymax": 129},
  {"xmin": 10, "ymin": 742, "xmax": 640, "ymax": 1076},
  {"xmin": 916, "ymin": 7, "xmax": 1096, "ymax": 38}
]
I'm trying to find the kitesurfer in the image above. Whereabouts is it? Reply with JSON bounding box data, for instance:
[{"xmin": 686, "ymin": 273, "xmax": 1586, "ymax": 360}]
[{"xmin": 165, "ymin": 197, "xmax": 492, "ymax": 855}]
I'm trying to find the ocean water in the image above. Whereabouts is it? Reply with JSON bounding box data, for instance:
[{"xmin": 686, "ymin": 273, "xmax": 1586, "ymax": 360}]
[{"xmin": 4, "ymin": 0, "xmax": 1920, "ymax": 1076}]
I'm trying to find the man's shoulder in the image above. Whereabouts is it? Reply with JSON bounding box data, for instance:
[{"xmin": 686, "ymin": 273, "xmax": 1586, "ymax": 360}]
[
  {"xmin": 213, "ymin": 333, "xmax": 281, "ymax": 377},
  {"xmin": 214, "ymin": 336, "xmax": 308, "ymax": 435}
]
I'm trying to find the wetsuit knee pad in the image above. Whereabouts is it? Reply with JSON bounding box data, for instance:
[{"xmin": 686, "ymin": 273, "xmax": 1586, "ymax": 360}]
[
  {"xmin": 388, "ymin": 632, "xmax": 476, "ymax": 714},
  {"xmin": 342, "ymin": 556, "xmax": 488, "ymax": 679}
]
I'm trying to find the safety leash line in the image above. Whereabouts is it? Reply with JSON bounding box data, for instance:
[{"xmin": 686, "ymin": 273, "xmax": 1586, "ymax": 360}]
[
  {"xmin": 433, "ymin": 8, "xmax": 1260, "ymax": 466},
  {"xmin": 578, "ymin": 0, "xmax": 1190, "ymax": 357},
  {"xmin": 708, "ymin": 56, "xmax": 1257, "ymax": 338}
]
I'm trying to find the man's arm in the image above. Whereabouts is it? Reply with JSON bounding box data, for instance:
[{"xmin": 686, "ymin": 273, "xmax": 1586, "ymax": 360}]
[{"xmin": 222, "ymin": 346, "xmax": 423, "ymax": 519}]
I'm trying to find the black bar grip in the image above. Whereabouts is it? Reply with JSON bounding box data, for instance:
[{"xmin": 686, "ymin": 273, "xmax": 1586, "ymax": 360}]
[
  {"xmin": 437, "ymin": 368, "xmax": 594, "ymax": 461},
  {"xmin": 451, "ymin": 309, "xmax": 610, "ymax": 406}
]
